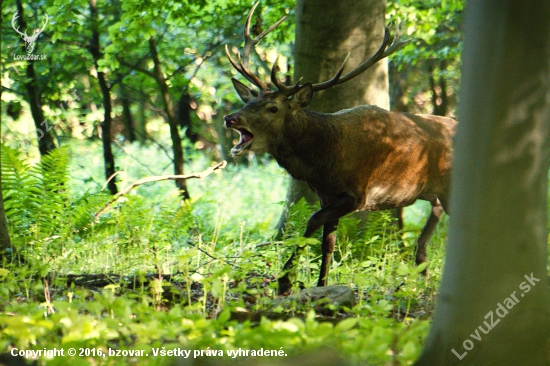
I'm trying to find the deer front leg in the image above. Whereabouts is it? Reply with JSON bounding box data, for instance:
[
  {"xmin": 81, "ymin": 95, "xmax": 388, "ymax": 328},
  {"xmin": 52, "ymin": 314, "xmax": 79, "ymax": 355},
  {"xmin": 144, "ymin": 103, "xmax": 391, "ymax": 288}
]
[
  {"xmin": 278, "ymin": 195, "xmax": 356, "ymax": 295},
  {"xmin": 318, "ymin": 219, "xmax": 339, "ymax": 287},
  {"xmin": 416, "ymin": 198, "xmax": 444, "ymax": 271}
]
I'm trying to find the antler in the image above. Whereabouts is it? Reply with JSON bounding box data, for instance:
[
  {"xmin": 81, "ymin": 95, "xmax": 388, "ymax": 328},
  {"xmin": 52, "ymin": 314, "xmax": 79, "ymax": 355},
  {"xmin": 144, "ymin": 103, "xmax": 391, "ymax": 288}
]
[
  {"xmin": 228, "ymin": 3, "xmax": 409, "ymax": 97},
  {"xmin": 270, "ymin": 59, "xmax": 303, "ymax": 96},
  {"xmin": 269, "ymin": 24, "xmax": 410, "ymax": 94},
  {"xmin": 225, "ymin": 2, "xmax": 286, "ymax": 91},
  {"xmin": 11, "ymin": 11, "xmax": 27, "ymax": 37},
  {"xmin": 310, "ymin": 25, "xmax": 409, "ymax": 92}
]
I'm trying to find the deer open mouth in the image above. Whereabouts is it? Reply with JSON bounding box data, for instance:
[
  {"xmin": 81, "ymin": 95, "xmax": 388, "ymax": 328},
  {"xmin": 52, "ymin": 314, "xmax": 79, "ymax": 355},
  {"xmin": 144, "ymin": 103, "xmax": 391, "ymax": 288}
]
[{"xmin": 231, "ymin": 128, "xmax": 254, "ymax": 156}]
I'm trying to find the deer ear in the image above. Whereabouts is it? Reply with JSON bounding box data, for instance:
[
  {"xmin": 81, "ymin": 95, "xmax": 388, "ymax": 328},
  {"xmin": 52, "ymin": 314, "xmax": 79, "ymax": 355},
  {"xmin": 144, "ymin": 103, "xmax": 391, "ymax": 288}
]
[
  {"xmin": 290, "ymin": 82, "xmax": 313, "ymax": 109},
  {"xmin": 231, "ymin": 78, "xmax": 258, "ymax": 103}
]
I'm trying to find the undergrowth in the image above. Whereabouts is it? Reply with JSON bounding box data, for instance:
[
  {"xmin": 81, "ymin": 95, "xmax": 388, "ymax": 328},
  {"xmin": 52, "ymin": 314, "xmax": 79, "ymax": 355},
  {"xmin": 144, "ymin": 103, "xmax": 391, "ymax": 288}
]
[{"xmin": 0, "ymin": 142, "xmax": 448, "ymax": 365}]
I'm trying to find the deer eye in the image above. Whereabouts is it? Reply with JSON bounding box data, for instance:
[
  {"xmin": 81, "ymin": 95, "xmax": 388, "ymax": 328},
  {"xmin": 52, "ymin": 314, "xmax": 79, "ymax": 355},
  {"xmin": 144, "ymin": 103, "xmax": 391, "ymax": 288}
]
[{"xmin": 268, "ymin": 106, "xmax": 278, "ymax": 114}]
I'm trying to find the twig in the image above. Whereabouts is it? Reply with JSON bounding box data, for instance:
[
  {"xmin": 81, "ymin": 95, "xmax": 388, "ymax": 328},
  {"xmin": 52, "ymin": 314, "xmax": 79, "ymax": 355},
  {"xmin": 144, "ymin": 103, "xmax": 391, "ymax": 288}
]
[
  {"xmin": 255, "ymin": 241, "xmax": 284, "ymax": 248},
  {"xmin": 93, "ymin": 161, "xmax": 227, "ymax": 221},
  {"xmin": 102, "ymin": 171, "xmax": 123, "ymax": 191}
]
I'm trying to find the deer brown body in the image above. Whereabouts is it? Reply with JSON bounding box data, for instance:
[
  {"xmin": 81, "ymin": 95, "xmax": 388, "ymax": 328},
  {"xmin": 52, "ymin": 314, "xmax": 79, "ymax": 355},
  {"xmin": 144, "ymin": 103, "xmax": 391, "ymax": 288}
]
[{"xmin": 224, "ymin": 3, "xmax": 456, "ymax": 295}]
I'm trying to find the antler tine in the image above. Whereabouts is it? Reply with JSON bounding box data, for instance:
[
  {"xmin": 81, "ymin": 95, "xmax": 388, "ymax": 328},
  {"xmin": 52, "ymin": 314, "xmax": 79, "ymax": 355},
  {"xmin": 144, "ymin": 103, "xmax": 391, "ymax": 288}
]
[
  {"xmin": 310, "ymin": 28, "xmax": 390, "ymax": 92},
  {"xmin": 225, "ymin": 44, "xmax": 261, "ymax": 87},
  {"xmin": 381, "ymin": 23, "xmax": 410, "ymax": 58},
  {"xmin": 310, "ymin": 52, "xmax": 351, "ymax": 92},
  {"xmin": 240, "ymin": 1, "xmax": 261, "ymax": 70},
  {"xmin": 270, "ymin": 57, "xmax": 303, "ymax": 96},
  {"xmin": 253, "ymin": 15, "xmax": 287, "ymax": 42}
]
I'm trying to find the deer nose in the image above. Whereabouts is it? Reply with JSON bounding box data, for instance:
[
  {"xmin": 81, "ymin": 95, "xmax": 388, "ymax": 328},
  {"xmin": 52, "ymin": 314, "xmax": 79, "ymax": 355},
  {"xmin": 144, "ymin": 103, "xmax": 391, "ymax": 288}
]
[{"xmin": 224, "ymin": 114, "xmax": 238, "ymax": 128}]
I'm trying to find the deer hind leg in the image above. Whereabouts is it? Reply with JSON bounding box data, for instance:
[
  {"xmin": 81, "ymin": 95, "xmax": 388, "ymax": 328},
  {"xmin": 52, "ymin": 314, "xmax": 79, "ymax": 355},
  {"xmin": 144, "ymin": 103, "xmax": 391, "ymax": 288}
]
[
  {"xmin": 416, "ymin": 198, "xmax": 444, "ymax": 272},
  {"xmin": 277, "ymin": 195, "xmax": 356, "ymax": 295},
  {"xmin": 318, "ymin": 219, "xmax": 339, "ymax": 287}
]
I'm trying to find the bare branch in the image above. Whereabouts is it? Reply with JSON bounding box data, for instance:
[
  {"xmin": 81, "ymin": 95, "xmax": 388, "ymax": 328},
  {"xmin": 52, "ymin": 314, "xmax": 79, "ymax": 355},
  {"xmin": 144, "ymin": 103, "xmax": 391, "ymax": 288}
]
[
  {"xmin": 93, "ymin": 161, "xmax": 227, "ymax": 221},
  {"xmin": 118, "ymin": 58, "xmax": 157, "ymax": 79}
]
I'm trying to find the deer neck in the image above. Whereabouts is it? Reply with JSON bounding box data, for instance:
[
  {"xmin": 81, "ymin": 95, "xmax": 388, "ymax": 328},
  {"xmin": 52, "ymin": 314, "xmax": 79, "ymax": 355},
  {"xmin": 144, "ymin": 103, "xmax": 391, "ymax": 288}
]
[{"xmin": 270, "ymin": 109, "xmax": 340, "ymax": 182}]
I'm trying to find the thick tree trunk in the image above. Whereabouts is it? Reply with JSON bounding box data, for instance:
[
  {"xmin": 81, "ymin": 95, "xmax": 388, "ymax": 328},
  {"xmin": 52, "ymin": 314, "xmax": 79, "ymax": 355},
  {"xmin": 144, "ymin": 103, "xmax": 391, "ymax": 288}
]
[
  {"xmin": 276, "ymin": 0, "xmax": 389, "ymax": 235},
  {"xmin": 149, "ymin": 37, "xmax": 190, "ymax": 200},
  {"xmin": 294, "ymin": 0, "xmax": 389, "ymax": 112},
  {"xmin": 416, "ymin": 1, "xmax": 550, "ymax": 365},
  {"xmin": 15, "ymin": 0, "xmax": 56, "ymax": 157},
  {"xmin": 89, "ymin": 0, "xmax": 117, "ymax": 195}
]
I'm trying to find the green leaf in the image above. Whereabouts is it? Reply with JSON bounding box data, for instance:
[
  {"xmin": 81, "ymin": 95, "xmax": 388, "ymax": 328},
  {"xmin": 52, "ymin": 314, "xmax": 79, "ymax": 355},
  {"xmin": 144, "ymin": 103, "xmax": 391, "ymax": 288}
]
[
  {"xmin": 336, "ymin": 318, "xmax": 358, "ymax": 332},
  {"xmin": 396, "ymin": 263, "xmax": 410, "ymax": 276}
]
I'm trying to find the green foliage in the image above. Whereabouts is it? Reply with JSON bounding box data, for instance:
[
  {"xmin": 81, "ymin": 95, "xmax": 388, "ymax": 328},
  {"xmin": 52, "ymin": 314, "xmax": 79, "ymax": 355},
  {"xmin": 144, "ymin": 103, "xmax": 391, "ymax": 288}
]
[
  {"xmin": 0, "ymin": 1, "xmax": 466, "ymax": 364},
  {"xmin": 386, "ymin": 0, "xmax": 463, "ymax": 115},
  {"xmin": 0, "ymin": 142, "xmax": 448, "ymax": 365},
  {"xmin": 2, "ymin": 145, "xmax": 70, "ymax": 238}
]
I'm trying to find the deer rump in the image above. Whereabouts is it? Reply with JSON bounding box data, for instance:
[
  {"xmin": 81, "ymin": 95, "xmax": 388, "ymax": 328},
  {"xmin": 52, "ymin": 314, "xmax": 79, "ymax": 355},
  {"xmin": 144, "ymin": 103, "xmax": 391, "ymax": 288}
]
[{"xmin": 224, "ymin": 2, "xmax": 457, "ymax": 296}]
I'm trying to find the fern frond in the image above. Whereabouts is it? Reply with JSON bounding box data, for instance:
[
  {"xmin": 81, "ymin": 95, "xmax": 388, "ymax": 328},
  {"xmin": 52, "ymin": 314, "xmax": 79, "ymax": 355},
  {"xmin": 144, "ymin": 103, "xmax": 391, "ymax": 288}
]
[
  {"xmin": 1, "ymin": 145, "xmax": 41, "ymax": 233},
  {"xmin": 1, "ymin": 145, "xmax": 72, "ymax": 238},
  {"xmin": 31, "ymin": 147, "xmax": 71, "ymax": 235},
  {"xmin": 70, "ymin": 191, "xmax": 111, "ymax": 233}
]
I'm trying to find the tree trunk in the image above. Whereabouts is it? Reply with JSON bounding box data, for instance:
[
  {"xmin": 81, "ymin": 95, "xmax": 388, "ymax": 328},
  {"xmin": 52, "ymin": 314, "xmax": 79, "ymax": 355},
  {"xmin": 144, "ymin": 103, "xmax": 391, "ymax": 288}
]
[
  {"xmin": 15, "ymin": 0, "xmax": 56, "ymax": 157},
  {"xmin": 177, "ymin": 93, "xmax": 199, "ymax": 144},
  {"xmin": 214, "ymin": 105, "xmax": 232, "ymax": 162},
  {"xmin": 429, "ymin": 61, "xmax": 449, "ymax": 116},
  {"xmin": 89, "ymin": 0, "xmax": 117, "ymax": 195},
  {"xmin": 149, "ymin": 36, "xmax": 190, "ymax": 200},
  {"xmin": 276, "ymin": 0, "xmax": 390, "ymax": 235},
  {"xmin": 0, "ymin": 74, "xmax": 12, "ymax": 257},
  {"xmin": 416, "ymin": 1, "xmax": 550, "ymax": 365},
  {"xmin": 118, "ymin": 79, "xmax": 137, "ymax": 143},
  {"xmin": 136, "ymin": 94, "xmax": 148, "ymax": 144}
]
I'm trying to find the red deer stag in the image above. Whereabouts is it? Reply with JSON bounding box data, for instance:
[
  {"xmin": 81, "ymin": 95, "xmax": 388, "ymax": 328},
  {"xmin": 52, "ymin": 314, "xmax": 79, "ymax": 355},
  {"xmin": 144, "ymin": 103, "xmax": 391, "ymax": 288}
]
[{"xmin": 224, "ymin": 3, "xmax": 456, "ymax": 295}]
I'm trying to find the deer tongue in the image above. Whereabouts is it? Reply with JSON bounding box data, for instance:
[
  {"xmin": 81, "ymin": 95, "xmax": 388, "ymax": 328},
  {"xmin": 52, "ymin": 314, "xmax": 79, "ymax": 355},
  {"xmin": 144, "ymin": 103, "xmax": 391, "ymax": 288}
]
[
  {"xmin": 232, "ymin": 129, "xmax": 254, "ymax": 156},
  {"xmin": 241, "ymin": 131, "xmax": 252, "ymax": 143}
]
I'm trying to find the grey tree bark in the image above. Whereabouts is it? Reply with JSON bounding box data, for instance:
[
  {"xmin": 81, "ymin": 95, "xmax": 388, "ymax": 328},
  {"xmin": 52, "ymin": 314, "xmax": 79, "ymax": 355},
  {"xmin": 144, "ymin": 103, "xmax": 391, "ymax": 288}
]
[
  {"xmin": 275, "ymin": 0, "xmax": 390, "ymax": 235},
  {"xmin": 416, "ymin": 1, "xmax": 550, "ymax": 364}
]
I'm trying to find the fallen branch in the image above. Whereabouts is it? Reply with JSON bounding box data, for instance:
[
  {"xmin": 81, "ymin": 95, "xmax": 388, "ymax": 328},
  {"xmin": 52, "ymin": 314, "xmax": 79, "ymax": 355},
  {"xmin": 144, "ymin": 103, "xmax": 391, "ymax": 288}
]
[{"xmin": 93, "ymin": 161, "xmax": 227, "ymax": 221}]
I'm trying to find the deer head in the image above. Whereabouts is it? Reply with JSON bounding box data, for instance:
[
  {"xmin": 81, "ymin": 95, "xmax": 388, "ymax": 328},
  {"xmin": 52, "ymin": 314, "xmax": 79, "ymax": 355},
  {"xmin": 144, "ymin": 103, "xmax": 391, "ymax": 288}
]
[{"xmin": 224, "ymin": 2, "xmax": 408, "ymax": 157}]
